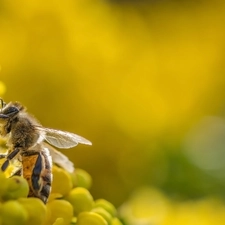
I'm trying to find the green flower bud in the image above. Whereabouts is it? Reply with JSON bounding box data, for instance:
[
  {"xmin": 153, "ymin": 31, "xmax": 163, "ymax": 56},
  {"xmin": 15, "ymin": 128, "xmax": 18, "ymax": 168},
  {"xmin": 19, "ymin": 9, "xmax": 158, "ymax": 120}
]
[
  {"xmin": 2, "ymin": 176, "xmax": 29, "ymax": 201},
  {"xmin": 95, "ymin": 199, "xmax": 117, "ymax": 217},
  {"xmin": 1, "ymin": 200, "xmax": 28, "ymax": 225},
  {"xmin": 65, "ymin": 187, "xmax": 94, "ymax": 215},
  {"xmin": 77, "ymin": 212, "xmax": 108, "ymax": 225},
  {"xmin": 45, "ymin": 199, "xmax": 73, "ymax": 225},
  {"xmin": 92, "ymin": 207, "xmax": 113, "ymax": 225},
  {"xmin": 52, "ymin": 165, "xmax": 73, "ymax": 196},
  {"xmin": 72, "ymin": 168, "xmax": 92, "ymax": 190},
  {"xmin": 18, "ymin": 197, "xmax": 47, "ymax": 225}
]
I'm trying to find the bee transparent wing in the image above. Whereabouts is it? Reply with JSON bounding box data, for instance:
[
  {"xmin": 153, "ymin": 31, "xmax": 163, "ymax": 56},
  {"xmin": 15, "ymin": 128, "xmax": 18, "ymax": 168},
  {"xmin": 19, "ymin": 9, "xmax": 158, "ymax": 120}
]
[
  {"xmin": 44, "ymin": 143, "xmax": 74, "ymax": 173},
  {"xmin": 36, "ymin": 126, "xmax": 92, "ymax": 149}
]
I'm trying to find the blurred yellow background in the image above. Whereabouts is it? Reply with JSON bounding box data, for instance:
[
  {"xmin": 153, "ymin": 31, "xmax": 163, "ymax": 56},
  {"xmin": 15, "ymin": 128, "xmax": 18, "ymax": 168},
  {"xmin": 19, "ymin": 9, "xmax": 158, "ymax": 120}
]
[{"xmin": 1, "ymin": 0, "xmax": 225, "ymax": 224}]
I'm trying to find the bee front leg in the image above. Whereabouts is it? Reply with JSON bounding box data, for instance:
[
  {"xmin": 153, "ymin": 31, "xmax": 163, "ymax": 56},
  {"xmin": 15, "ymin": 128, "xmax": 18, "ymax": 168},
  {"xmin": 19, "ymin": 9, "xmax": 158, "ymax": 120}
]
[{"xmin": 1, "ymin": 148, "xmax": 20, "ymax": 171}]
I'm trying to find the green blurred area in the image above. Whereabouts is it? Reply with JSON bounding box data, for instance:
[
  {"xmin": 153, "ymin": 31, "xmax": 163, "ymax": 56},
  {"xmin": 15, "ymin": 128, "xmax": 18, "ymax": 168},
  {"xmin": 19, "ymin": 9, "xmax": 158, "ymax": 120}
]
[{"xmin": 1, "ymin": 0, "xmax": 225, "ymax": 223}]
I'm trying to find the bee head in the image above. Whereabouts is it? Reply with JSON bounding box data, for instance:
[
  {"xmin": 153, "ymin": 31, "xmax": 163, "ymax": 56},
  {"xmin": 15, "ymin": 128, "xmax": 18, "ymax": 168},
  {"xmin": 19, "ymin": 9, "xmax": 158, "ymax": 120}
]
[
  {"xmin": 0, "ymin": 100, "xmax": 25, "ymax": 135},
  {"xmin": 0, "ymin": 100, "xmax": 23, "ymax": 120}
]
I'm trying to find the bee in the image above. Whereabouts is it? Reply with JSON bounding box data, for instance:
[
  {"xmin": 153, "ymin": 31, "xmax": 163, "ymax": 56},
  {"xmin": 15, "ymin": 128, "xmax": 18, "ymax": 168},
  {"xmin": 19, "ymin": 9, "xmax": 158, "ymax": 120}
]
[{"xmin": 0, "ymin": 99, "xmax": 91, "ymax": 203}]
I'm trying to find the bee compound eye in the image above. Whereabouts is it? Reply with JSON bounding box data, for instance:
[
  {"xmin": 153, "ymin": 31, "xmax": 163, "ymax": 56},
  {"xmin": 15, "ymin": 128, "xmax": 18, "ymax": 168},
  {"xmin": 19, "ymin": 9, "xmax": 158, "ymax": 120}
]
[{"xmin": 3, "ymin": 106, "xmax": 19, "ymax": 117}]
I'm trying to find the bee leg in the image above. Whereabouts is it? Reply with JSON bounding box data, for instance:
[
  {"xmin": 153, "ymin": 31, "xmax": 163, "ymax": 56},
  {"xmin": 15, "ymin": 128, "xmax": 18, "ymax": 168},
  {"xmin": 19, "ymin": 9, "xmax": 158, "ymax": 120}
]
[{"xmin": 1, "ymin": 148, "xmax": 20, "ymax": 171}]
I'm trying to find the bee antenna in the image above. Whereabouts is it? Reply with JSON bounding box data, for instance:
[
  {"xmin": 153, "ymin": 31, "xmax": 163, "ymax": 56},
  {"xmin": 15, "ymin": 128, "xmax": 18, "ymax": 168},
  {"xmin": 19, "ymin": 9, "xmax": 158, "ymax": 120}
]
[
  {"xmin": 0, "ymin": 98, "xmax": 5, "ymax": 112},
  {"xmin": 0, "ymin": 98, "xmax": 3, "ymax": 112}
]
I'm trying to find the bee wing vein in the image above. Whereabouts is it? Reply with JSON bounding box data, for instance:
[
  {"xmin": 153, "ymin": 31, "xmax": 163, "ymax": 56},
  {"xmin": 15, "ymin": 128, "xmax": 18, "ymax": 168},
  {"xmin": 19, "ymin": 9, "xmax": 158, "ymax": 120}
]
[{"xmin": 36, "ymin": 126, "xmax": 92, "ymax": 149}]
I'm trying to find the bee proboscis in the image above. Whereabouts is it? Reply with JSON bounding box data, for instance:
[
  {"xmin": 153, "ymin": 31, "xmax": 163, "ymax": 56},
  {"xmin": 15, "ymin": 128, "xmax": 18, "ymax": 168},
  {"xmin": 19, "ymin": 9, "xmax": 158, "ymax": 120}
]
[{"xmin": 0, "ymin": 99, "xmax": 91, "ymax": 203}]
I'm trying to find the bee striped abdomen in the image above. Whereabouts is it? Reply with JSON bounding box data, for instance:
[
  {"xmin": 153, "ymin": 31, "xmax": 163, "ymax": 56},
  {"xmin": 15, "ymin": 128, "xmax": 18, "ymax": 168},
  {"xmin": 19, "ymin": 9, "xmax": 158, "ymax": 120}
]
[
  {"xmin": 39, "ymin": 148, "xmax": 52, "ymax": 203},
  {"xmin": 22, "ymin": 148, "xmax": 52, "ymax": 203}
]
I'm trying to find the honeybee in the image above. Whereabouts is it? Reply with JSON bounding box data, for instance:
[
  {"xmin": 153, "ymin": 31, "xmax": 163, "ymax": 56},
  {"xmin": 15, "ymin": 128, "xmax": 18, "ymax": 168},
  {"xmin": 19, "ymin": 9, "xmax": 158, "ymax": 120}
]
[{"xmin": 0, "ymin": 99, "xmax": 91, "ymax": 203}]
